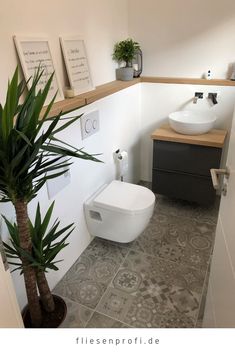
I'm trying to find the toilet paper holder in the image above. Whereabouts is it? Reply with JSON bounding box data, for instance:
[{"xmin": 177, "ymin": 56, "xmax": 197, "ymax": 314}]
[{"xmin": 114, "ymin": 149, "xmax": 128, "ymax": 181}]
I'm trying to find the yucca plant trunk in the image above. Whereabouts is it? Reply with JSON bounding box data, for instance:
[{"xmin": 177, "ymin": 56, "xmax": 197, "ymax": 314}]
[
  {"xmin": 14, "ymin": 200, "xmax": 42, "ymax": 327},
  {"xmin": 36, "ymin": 270, "xmax": 55, "ymax": 312}
]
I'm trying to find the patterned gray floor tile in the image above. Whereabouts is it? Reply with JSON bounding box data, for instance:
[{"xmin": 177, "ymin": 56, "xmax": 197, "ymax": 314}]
[
  {"xmin": 97, "ymin": 284, "xmax": 198, "ymax": 328},
  {"xmin": 155, "ymin": 194, "xmax": 220, "ymax": 225},
  {"xmin": 124, "ymin": 293, "xmax": 163, "ymax": 328},
  {"xmin": 96, "ymin": 287, "xmax": 134, "ymax": 323},
  {"xmin": 93, "ymin": 237, "xmax": 134, "ymax": 251},
  {"xmin": 59, "ymin": 297, "xmax": 93, "ymax": 328},
  {"xmin": 122, "ymin": 250, "xmax": 205, "ymax": 294},
  {"xmin": 155, "ymin": 215, "xmax": 216, "ymax": 271},
  {"xmin": 86, "ymin": 312, "xmax": 128, "ymax": 328},
  {"xmin": 159, "ymin": 215, "xmax": 216, "ymax": 248},
  {"xmin": 84, "ymin": 237, "xmax": 129, "ymax": 258},
  {"xmin": 156, "ymin": 241, "xmax": 184, "ymax": 263},
  {"xmin": 159, "ymin": 311, "xmax": 195, "ymax": 328},
  {"xmin": 54, "ymin": 184, "xmax": 219, "ymax": 328},
  {"xmin": 130, "ymin": 216, "xmax": 165, "ymax": 254},
  {"xmin": 113, "ymin": 268, "xmax": 142, "ymax": 294},
  {"xmin": 132, "ymin": 201, "xmax": 216, "ymax": 271},
  {"xmin": 168, "ymin": 286, "xmax": 200, "ymax": 319},
  {"xmin": 97, "ymin": 250, "xmax": 203, "ymax": 328},
  {"xmin": 180, "ymin": 245, "xmax": 211, "ymax": 272},
  {"xmin": 96, "ymin": 287, "xmax": 164, "ymax": 328},
  {"xmin": 53, "ymin": 238, "xmax": 128, "ymax": 309}
]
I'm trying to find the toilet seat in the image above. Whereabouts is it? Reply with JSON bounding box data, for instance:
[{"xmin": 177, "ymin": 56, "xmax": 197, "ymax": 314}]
[{"xmin": 93, "ymin": 180, "xmax": 155, "ymax": 215}]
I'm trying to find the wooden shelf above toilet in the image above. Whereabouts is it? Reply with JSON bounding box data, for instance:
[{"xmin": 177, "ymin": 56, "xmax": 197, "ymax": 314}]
[{"xmin": 40, "ymin": 76, "xmax": 235, "ymax": 120}]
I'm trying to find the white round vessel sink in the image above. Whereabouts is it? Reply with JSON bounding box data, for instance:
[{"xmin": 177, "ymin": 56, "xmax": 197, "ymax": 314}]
[{"xmin": 169, "ymin": 110, "xmax": 217, "ymax": 135}]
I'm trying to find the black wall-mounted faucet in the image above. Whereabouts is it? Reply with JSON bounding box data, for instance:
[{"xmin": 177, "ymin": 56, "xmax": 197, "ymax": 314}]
[
  {"xmin": 208, "ymin": 93, "xmax": 218, "ymax": 105},
  {"xmin": 193, "ymin": 92, "xmax": 203, "ymax": 104}
]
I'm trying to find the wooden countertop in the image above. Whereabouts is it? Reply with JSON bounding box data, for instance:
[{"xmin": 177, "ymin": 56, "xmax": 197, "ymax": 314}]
[{"xmin": 151, "ymin": 124, "xmax": 227, "ymax": 148}]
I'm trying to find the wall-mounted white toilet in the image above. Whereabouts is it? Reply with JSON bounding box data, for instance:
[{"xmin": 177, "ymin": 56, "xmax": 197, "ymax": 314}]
[{"xmin": 84, "ymin": 180, "xmax": 155, "ymax": 243}]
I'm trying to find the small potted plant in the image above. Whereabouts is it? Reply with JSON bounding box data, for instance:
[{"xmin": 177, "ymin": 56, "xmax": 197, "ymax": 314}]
[
  {"xmin": 0, "ymin": 68, "xmax": 100, "ymax": 327},
  {"xmin": 112, "ymin": 38, "xmax": 140, "ymax": 81}
]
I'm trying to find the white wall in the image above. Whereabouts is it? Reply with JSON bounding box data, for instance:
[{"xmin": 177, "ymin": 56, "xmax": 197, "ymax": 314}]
[
  {"xmin": 0, "ymin": 0, "xmax": 129, "ymax": 102},
  {"xmin": 129, "ymin": 0, "xmax": 235, "ymax": 183},
  {"xmin": 128, "ymin": 0, "xmax": 235, "ymax": 79},
  {"xmin": 140, "ymin": 83, "xmax": 235, "ymax": 181}
]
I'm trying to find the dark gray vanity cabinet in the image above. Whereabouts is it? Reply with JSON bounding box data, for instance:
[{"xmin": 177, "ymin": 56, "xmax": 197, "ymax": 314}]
[{"xmin": 151, "ymin": 127, "xmax": 226, "ymax": 205}]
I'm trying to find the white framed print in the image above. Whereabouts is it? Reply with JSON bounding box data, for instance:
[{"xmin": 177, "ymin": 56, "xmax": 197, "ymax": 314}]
[
  {"xmin": 60, "ymin": 36, "xmax": 94, "ymax": 94},
  {"xmin": 13, "ymin": 36, "xmax": 64, "ymax": 104}
]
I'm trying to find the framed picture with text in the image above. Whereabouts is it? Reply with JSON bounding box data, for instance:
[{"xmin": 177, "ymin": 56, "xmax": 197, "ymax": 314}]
[
  {"xmin": 13, "ymin": 36, "xmax": 64, "ymax": 104},
  {"xmin": 60, "ymin": 36, "xmax": 94, "ymax": 95}
]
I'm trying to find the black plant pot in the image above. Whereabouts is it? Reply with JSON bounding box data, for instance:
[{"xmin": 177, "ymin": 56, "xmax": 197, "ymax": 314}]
[{"xmin": 22, "ymin": 294, "xmax": 67, "ymax": 328}]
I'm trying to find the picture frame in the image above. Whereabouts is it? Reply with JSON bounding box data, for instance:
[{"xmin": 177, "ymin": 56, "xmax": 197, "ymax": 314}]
[
  {"xmin": 13, "ymin": 36, "xmax": 64, "ymax": 105},
  {"xmin": 60, "ymin": 36, "xmax": 94, "ymax": 95}
]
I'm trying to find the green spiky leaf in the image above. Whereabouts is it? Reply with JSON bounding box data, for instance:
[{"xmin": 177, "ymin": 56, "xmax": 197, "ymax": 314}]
[
  {"xmin": 3, "ymin": 202, "xmax": 74, "ymax": 273},
  {"xmin": 0, "ymin": 67, "xmax": 102, "ymax": 204}
]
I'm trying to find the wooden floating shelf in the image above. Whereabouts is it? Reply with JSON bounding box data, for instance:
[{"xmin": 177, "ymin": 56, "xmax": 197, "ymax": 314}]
[
  {"xmin": 40, "ymin": 76, "xmax": 235, "ymax": 119},
  {"xmin": 40, "ymin": 78, "xmax": 141, "ymax": 119},
  {"xmin": 85, "ymin": 78, "xmax": 141, "ymax": 104},
  {"xmin": 141, "ymin": 76, "xmax": 235, "ymax": 87},
  {"xmin": 40, "ymin": 96, "xmax": 86, "ymax": 118}
]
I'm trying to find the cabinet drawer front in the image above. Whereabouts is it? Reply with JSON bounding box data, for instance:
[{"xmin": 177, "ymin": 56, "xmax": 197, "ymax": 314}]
[
  {"xmin": 153, "ymin": 140, "xmax": 222, "ymax": 176},
  {"xmin": 152, "ymin": 169, "xmax": 216, "ymax": 205}
]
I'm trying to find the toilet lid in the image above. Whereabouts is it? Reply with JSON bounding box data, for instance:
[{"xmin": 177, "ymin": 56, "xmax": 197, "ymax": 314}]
[{"xmin": 93, "ymin": 180, "xmax": 155, "ymax": 214}]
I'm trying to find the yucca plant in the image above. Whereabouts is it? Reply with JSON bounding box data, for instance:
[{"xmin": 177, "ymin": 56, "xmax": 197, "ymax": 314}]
[
  {"xmin": 0, "ymin": 68, "xmax": 101, "ymax": 327},
  {"xmin": 3, "ymin": 202, "xmax": 74, "ymax": 314}
]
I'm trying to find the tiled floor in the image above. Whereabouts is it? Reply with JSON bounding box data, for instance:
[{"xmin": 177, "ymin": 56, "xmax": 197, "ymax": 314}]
[{"xmin": 54, "ymin": 184, "xmax": 219, "ymax": 328}]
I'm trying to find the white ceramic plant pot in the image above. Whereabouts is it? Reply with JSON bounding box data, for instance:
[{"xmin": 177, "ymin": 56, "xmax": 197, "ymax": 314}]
[{"xmin": 116, "ymin": 67, "xmax": 134, "ymax": 81}]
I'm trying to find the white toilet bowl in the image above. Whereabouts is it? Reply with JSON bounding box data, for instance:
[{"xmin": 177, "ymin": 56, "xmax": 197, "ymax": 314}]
[{"xmin": 84, "ymin": 180, "xmax": 155, "ymax": 243}]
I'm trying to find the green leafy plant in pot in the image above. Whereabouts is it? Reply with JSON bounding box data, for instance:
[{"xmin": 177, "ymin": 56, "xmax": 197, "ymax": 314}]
[
  {"xmin": 112, "ymin": 38, "xmax": 140, "ymax": 81},
  {"xmin": 3, "ymin": 202, "xmax": 73, "ymax": 327},
  {"xmin": 0, "ymin": 68, "xmax": 101, "ymax": 327}
]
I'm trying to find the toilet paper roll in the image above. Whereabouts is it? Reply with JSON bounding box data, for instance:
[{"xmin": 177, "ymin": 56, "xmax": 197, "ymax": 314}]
[{"xmin": 117, "ymin": 150, "xmax": 128, "ymax": 177}]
